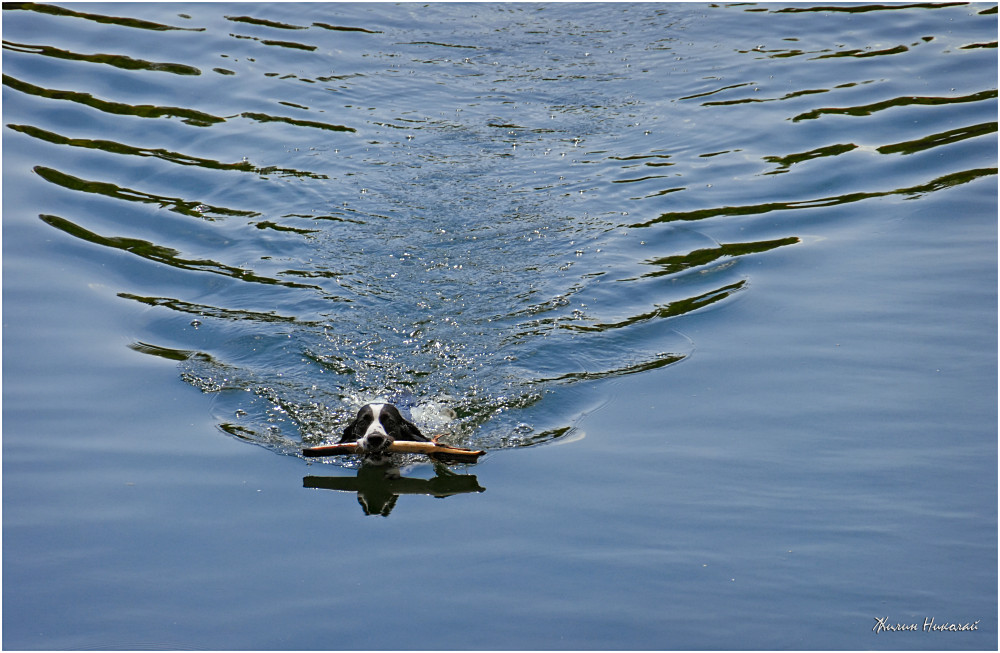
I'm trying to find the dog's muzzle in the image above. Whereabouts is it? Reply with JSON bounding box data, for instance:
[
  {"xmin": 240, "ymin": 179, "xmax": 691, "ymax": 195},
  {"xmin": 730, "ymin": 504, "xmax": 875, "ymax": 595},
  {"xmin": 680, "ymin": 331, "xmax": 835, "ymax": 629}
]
[{"xmin": 360, "ymin": 433, "xmax": 392, "ymax": 453}]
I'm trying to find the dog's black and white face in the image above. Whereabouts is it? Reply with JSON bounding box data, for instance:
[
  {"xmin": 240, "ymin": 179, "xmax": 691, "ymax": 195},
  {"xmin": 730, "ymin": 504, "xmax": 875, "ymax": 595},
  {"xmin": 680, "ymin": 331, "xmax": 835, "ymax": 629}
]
[{"xmin": 339, "ymin": 403, "xmax": 428, "ymax": 462}]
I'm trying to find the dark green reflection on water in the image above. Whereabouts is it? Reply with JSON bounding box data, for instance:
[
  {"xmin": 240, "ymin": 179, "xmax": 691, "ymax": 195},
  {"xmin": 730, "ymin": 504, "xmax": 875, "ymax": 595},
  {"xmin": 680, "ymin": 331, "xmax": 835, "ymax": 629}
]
[
  {"xmin": 39, "ymin": 213, "xmax": 327, "ymax": 293},
  {"xmin": 128, "ymin": 342, "xmax": 218, "ymax": 367},
  {"xmin": 8, "ymin": 124, "xmax": 328, "ymax": 179},
  {"xmin": 3, "ymin": 74, "xmax": 357, "ymax": 132},
  {"xmin": 2, "ymin": 1, "xmax": 205, "ymax": 31},
  {"xmin": 636, "ymin": 237, "xmax": 800, "ymax": 279},
  {"xmin": 877, "ymin": 122, "xmax": 998, "ymax": 156},
  {"xmin": 632, "ymin": 167, "xmax": 997, "ymax": 227},
  {"xmin": 225, "ymin": 14, "xmax": 308, "ymax": 30},
  {"xmin": 812, "ymin": 44, "xmax": 910, "ymax": 60},
  {"xmin": 33, "ymin": 166, "xmax": 258, "ymax": 219},
  {"xmin": 311, "ymin": 21, "xmax": 381, "ymax": 34},
  {"xmin": 228, "ymin": 32, "xmax": 317, "ymax": 52},
  {"xmin": 119, "ymin": 293, "xmax": 322, "ymax": 326},
  {"xmin": 764, "ymin": 144, "xmax": 858, "ymax": 175},
  {"xmin": 536, "ymin": 352, "xmax": 687, "ymax": 384},
  {"xmin": 565, "ymin": 281, "xmax": 746, "ymax": 335},
  {"xmin": 3, "ymin": 73, "xmax": 225, "ymax": 126},
  {"xmin": 792, "ymin": 89, "xmax": 997, "ymax": 121},
  {"xmin": 2, "ymin": 39, "xmax": 201, "ymax": 75},
  {"xmin": 237, "ymin": 111, "xmax": 354, "ymax": 133},
  {"xmin": 772, "ymin": 3, "xmax": 968, "ymax": 14}
]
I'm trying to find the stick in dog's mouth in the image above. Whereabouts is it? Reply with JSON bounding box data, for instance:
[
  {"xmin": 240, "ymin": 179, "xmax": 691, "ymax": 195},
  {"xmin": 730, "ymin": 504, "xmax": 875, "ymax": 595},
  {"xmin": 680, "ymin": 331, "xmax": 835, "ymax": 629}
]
[{"xmin": 303, "ymin": 440, "xmax": 485, "ymax": 462}]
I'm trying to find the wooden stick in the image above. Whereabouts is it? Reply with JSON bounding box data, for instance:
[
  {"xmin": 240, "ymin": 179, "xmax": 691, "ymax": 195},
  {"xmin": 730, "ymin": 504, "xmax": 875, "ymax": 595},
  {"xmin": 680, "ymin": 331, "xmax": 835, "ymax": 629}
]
[
  {"xmin": 302, "ymin": 440, "xmax": 485, "ymax": 461},
  {"xmin": 302, "ymin": 443, "xmax": 361, "ymax": 457}
]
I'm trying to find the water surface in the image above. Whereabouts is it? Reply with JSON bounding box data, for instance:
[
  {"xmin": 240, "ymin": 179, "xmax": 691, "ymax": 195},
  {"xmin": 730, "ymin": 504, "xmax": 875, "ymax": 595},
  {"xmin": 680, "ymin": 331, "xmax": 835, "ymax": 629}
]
[{"xmin": 3, "ymin": 2, "xmax": 997, "ymax": 649}]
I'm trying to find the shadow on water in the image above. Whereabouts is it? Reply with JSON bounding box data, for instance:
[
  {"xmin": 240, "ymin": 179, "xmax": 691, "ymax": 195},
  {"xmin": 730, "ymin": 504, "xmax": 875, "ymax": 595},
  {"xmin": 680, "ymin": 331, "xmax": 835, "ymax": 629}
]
[{"xmin": 304, "ymin": 463, "xmax": 485, "ymax": 517}]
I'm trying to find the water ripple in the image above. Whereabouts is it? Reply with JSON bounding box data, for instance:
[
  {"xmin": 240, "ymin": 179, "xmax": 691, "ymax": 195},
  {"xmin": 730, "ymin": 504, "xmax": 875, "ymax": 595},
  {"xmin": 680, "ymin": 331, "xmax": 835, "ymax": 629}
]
[{"xmin": 4, "ymin": 1, "xmax": 994, "ymax": 460}]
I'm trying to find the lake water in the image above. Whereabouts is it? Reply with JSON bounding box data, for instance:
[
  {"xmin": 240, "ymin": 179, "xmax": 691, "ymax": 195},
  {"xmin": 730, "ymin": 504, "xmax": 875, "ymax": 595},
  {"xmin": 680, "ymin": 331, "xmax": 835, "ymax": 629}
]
[{"xmin": 2, "ymin": 2, "xmax": 997, "ymax": 650}]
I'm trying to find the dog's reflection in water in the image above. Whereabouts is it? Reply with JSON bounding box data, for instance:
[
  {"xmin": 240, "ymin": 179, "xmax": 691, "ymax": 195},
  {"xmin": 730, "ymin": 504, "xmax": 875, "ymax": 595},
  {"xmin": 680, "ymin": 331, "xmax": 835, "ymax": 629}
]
[{"xmin": 304, "ymin": 462, "xmax": 485, "ymax": 516}]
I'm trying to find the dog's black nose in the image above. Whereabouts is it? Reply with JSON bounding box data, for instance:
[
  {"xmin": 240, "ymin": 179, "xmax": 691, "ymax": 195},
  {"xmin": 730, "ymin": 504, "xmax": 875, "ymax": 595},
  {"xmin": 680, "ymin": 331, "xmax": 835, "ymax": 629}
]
[{"xmin": 365, "ymin": 434, "xmax": 387, "ymax": 449}]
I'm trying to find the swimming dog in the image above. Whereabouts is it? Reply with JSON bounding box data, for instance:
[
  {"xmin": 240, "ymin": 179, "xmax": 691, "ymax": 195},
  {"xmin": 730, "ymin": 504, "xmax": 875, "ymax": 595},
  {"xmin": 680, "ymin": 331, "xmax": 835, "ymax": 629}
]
[{"xmin": 338, "ymin": 403, "xmax": 429, "ymax": 463}]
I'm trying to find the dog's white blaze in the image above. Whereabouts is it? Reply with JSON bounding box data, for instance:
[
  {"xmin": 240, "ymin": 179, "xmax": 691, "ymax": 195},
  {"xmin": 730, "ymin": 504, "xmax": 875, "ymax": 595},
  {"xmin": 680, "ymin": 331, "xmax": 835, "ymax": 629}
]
[{"xmin": 365, "ymin": 403, "xmax": 387, "ymax": 437}]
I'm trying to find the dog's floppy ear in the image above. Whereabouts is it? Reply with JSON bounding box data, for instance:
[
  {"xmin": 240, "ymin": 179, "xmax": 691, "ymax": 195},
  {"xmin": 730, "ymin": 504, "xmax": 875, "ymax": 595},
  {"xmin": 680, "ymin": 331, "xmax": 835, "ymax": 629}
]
[
  {"xmin": 338, "ymin": 415, "xmax": 360, "ymax": 443},
  {"xmin": 401, "ymin": 418, "xmax": 429, "ymax": 442}
]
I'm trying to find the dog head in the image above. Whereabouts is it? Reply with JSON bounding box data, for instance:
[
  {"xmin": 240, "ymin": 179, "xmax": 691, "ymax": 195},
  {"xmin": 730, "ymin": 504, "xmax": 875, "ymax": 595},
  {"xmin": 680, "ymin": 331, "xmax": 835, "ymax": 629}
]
[{"xmin": 339, "ymin": 403, "xmax": 427, "ymax": 460}]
